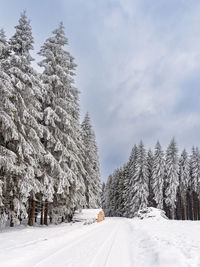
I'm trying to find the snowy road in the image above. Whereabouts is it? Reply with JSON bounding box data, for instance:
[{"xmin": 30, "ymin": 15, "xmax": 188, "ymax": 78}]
[{"xmin": 0, "ymin": 217, "xmax": 200, "ymax": 267}]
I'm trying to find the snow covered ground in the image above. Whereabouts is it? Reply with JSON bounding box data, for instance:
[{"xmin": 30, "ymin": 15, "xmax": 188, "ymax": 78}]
[{"xmin": 0, "ymin": 216, "xmax": 200, "ymax": 267}]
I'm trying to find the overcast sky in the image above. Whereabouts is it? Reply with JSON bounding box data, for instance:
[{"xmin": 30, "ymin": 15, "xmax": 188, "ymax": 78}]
[{"xmin": 1, "ymin": 0, "xmax": 200, "ymax": 180}]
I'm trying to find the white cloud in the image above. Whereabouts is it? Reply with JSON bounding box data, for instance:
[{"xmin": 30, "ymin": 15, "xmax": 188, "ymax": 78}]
[{"xmin": 60, "ymin": 0, "xmax": 200, "ymax": 179}]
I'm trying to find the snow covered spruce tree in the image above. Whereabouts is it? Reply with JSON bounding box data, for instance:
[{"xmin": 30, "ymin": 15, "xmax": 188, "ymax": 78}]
[
  {"xmin": 116, "ymin": 166, "xmax": 126, "ymax": 216},
  {"xmin": 130, "ymin": 141, "xmax": 149, "ymax": 215},
  {"xmin": 108, "ymin": 169, "xmax": 119, "ymax": 216},
  {"xmin": 38, "ymin": 22, "xmax": 86, "ymax": 223},
  {"xmin": 0, "ymin": 12, "xmax": 46, "ymax": 227},
  {"xmin": 103, "ymin": 165, "xmax": 126, "ymax": 217},
  {"xmin": 189, "ymin": 147, "xmax": 200, "ymax": 220},
  {"xmin": 178, "ymin": 149, "xmax": 190, "ymax": 220},
  {"xmin": 0, "ymin": 29, "xmax": 20, "ymax": 227},
  {"xmin": 152, "ymin": 142, "xmax": 165, "ymax": 209},
  {"xmin": 81, "ymin": 113, "xmax": 101, "ymax": 208},
  {"xmin": 113, "ymin": 167, "xmax": 126, "ymax": 216},
  {"xmin": 103, "ymin": 174, "xmax": 113, "ymax": 216},
  {"xmin": 146, "ymin": 149, "xmax": 154, "ymax": 207},
  {"xmin": 164, "ymin": 138, "xmax": 179, "ymax": 219},
  {"xmin": 101, "ymin": 182, "xmax": 106, "ymax": 209},
  {"xmin": 121, "ymin": 163, "xmax": 129, "ymax": 217},
  {"xmin": 123, "ymin": 145, "xmax": 138, "ymax": 218}
]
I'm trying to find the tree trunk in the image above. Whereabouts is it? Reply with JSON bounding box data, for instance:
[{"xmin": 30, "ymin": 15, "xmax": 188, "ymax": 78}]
[
  {"xmin": 183, "ymin": 192, "xmax": 187, "ymax": 220},
  {"xmin": 35, "ymin": 208, "xmax": 37, "ymax": 223},
  {"xmin": 187, "ymin": 191, "xmax": 191, "ymax": 220},
  {"xmin": 176, "ymin": 191, "xmax": 182, "ymax": 220},
  {"xmin": 10, "ymin": 203, "xmax": 14, "ymax": 227},
  {"xmin": 171, "ymin": 206, "xmax": 175, "ymax": 220},
  {"xmin": 194, "ymin": 192, "xmax": 198, "ymax": 220},
  {"xmin": 28, "ymin": 199, "xmax": 36, "ymax": 226},
  {"xmin": 191, "ymin": 192, "xmax": 194, "ymax": 220},
  {"xmin": 10, "ymin": 216, "xmax": 14, "ymax": 227},
  {"xmin": 40, "ymin": 202, "xmax": 44, "ymax": 225},
  {"xmin": 44, "ymin": 201, "xmax": 48, "ymax": 226}
]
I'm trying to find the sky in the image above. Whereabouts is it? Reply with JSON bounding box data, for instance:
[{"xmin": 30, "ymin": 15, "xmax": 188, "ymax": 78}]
[{"xmin": 1, "ymin": 0, "xmax": 200, "ymax": 180}]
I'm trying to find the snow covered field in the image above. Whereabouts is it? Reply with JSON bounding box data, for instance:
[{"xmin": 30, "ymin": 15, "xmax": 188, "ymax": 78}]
[{"xmin": 0, "ymin": 217, "xmax": 200, "ymax": 267}]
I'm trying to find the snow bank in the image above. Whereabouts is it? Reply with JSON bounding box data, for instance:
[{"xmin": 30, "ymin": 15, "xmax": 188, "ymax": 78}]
[
  {"xmin": 136, "ymin": 207, "xmax": 168, "ymax": 220},
  {"xmin": 73, "ymin": 209, "xmax": 103, "ymax": 225}
]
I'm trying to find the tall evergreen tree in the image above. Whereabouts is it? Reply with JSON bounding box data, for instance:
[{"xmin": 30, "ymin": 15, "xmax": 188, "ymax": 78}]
[
  {"xmin": 38, "ymin": 22, "xmax": 86, "ymax": 222},
  {"xmin": 130, "ymin": 141, "xmax": 148, "ymax": 215},
  {"xmin": 123, "ymin": 145, "xmax": 138, "ymax": 218},
  {"xmin": 117, "ymin": 166, "xmax": 126, "ymax": 216},
  {"xmin": 121, "ymin": 163, "xmax": 129, "ymax": 217},
  {"xmin": 1, "ymin": 11, "xmax": 45, "ymax": 226},
  {"xmin": 165, "ymin": 138, "xmax": 179, "ymax": 219},
  {"xmin": 104, "ymin": 174, "xmax": 113, "ymax": 216},
  {"xmin": 178, "ymin": 149, "xmax": 190, "ymax": 220},
  {"xmin": 146, "ymin": 149, "xmax": 154, "ymax": 207},
  {"xmin": 152, "ymin": 142, "xmax": 165, "ymax": 209},
  {"xmin": 101, "ymin": 182, "xmax": 105, "ymax": 208},
  {"xmin": 0, "ymin": 29, "xmax": 20, "ymax": 227},
  {"xmin": 81, "ymin": 113, "xmax": 101, "ymax": 208},
  {"xmin": 110, "ymin": 169, "xmax": 120, "ymax": 216},
  {"xmin": 189, "ymin": 147, "xmax": 200, "ymax": 220}
]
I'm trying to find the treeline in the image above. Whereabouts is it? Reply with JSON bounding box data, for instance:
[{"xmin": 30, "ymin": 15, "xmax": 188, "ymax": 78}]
[
  {"xmin": 0, "ymin": 12, "xmax": 101, "ymax": 228},
  {"xmin": 102, "ymin": 139, "xmax": 200, "ymax": 220}
]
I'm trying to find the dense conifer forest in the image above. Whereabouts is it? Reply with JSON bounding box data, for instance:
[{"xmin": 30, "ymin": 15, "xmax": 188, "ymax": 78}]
[
  {"xmin": 102, "ymin": 139, "xmax": 200, "ymax": 220},
  {"xmin": 0, "ymin": 11, "xmax": 101, "ymax": 228}
]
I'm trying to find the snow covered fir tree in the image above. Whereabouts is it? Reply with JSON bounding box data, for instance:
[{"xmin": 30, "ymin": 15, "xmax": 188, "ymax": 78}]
[
  {"xmin": 0, "ymin": 11, "xmax": 101, "ymax": 228},
  {"xmin": 81, "ymin": 113, "xmax": 101, "ymax": 208},
  {"xmin": 103, "ymin": 138, "xmax": 200, "ymax": 220}
]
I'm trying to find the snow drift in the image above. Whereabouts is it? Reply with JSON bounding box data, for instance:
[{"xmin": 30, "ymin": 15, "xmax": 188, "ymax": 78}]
[{"xmin": 136, "ymin": 207, "xmax": 168, "ymax": 220}]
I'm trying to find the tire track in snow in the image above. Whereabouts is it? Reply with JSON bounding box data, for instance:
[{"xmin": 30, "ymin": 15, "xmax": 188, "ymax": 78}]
[
  {"xmin": 87, "ymin": 219, "xmax": 134, "ymax": 267},
  {"xmin": 0, "ymin": 221, "xmax": 109, "ymax": 267},
  {"xmin": 87, "ymin": 220, "xmax": 120, "ymax": 267},
  {"xmin": 103, "ymin": 219, "xmax": 134, "ymax": 267},
  {"xmin": 33, "ymin": 219, "xmax": 118, "ymax": 267}
]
